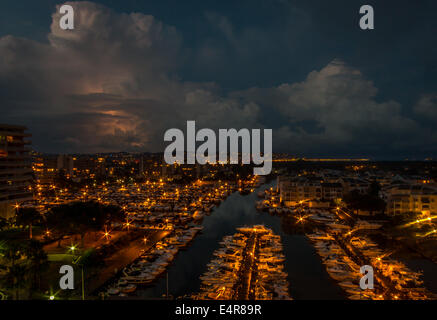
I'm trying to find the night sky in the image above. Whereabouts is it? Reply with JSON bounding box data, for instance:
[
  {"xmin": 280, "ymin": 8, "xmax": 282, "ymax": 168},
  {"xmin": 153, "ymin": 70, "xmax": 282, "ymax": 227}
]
[{"xmin": 0, "ymin": 0, "xmax": 436, "ymax": 159}]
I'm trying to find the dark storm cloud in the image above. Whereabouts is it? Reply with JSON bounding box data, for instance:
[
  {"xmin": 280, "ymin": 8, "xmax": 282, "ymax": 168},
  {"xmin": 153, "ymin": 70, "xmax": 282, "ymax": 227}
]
[{"xmin": 0, "ymin": 1, "xmax": 436, "ymax": 159}]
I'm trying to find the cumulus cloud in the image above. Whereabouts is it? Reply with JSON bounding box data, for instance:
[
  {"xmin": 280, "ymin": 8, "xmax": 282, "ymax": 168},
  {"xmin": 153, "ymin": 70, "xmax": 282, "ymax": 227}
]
[
  {"xmin": 0, "ymin": 1, "xmax": 262, "ymax": 153},
  {"xmin": 235, "ymin": 59, "xmax": 427, "ymax": 157},
  {"xmin": 0, "ymin": 1, "xmax": 435, "ymax": 158}
]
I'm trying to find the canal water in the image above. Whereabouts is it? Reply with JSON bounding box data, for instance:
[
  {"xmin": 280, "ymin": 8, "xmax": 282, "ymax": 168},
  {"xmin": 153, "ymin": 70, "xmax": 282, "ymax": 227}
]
[{"xmin": 138, "ymin": 182, "xmax": 346, "ymax": 300}]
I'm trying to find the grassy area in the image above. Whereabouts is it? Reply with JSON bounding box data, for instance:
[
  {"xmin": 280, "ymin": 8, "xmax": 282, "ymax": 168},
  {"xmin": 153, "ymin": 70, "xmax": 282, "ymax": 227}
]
[{"xmin": 47, "ymin": 253, "xmax": 73, "ymax": 262}]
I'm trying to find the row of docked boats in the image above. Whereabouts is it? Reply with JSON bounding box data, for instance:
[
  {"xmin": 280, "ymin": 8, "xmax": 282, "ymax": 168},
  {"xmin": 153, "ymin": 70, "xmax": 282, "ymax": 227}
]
[
  {"xmin": 252, "ymin": 227, "xmax": 291, "ymax": 300},
  {"xmin": 307, "ymin": 229, "xmax": 432, "ymax": 300},
  {"xmin": 307, "ymin": 231, "xmax": 371, "ymax": 299},
  {"xmin": 255, "ymin": 203, "xmax": 295, "ymax": 215},
  {"xmin": 194, "ymin": 225, "xmax": 291, "ymax": 300},
  {"xmin": 103, "ymin": 225, "xmax": 203, "ymax": 298},
  {"xmin": 308, "ymin": 209, "xmax": 383, "ymax": 231}
]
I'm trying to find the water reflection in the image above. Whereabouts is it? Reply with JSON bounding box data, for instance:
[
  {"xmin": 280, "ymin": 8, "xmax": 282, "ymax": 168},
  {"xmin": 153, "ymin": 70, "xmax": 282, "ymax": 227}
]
[{"xmin": 138, "ymin": 182, "xmax": 345, "ymax": 300}]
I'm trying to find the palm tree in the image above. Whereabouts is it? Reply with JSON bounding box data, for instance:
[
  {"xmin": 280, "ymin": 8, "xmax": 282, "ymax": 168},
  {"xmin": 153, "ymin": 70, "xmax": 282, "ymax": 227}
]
[
  {"xmin": 0, "ymin": 240, "xmax": 7, "ymax": 255},
  {"xmin": 24, "ymin": 240, "xmax": 48, "ymax": 297},
  {"xmin": 2, "ymin": 241, "xmax": 24, "ymax": 267},
  {"xmin": 5, "ymin": 264, "xmax": 27, "ymax": 300},
  {"xmin": 16, "ymin": 207, "xmax": 41, "ymax": 239}
]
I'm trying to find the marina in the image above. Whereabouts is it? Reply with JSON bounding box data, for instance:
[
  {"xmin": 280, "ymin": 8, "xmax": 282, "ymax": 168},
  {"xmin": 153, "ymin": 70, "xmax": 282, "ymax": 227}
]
[{"xmin": 136, "ymin": 181, "xmax": 345, "ymax": 299}]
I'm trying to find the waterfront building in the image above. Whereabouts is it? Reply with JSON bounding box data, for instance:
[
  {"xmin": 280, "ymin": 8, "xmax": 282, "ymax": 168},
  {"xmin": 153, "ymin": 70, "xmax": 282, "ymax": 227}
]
[
  {"xmin": 33, "ymin": 154, "xmax": 58, "ymax": 184},
  {"xmin": 0, "ymin": 124, "xmax": 33, "ymax": 218},
  {"xmin": 339, "ymin": 177, "xmax": 370, "ymax": 194},
  {"xmin": 279, "ymin": 175, "xmax": 346, "ymax": 206},
  {"xmin": 73, "ymin": 155, "xmax": 106, "ymax": 178},
  {"xmin": 386, "ymin": 184, "xmax": 437, "ymax": 216},
  {"xmin": 278, "ymin": 176, "xmax": 322, "ymax": 206},
  {"xmin": 321, "ymin": 182, "xmax": 343, "ymax": 201}
]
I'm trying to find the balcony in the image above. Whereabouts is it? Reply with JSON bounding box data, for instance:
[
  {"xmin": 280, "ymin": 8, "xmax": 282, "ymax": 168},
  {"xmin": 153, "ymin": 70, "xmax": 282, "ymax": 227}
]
[
  {"xmin": 0, "ymin": 167, "xmax": 33, "ymax": 175},
  {"xmin": 3, "ymin": 153, "xmax": 31, "ymax": 160},
  {"xmin": 0, "ymin": 160, "xmax": 32, "ymax": 167}
]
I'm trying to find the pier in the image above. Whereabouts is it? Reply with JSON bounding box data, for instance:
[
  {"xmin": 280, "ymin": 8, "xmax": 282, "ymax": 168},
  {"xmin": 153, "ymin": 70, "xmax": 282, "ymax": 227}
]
[{"xmin": 232, "ymin": 231, "xmax": 259, "ymax": 299}]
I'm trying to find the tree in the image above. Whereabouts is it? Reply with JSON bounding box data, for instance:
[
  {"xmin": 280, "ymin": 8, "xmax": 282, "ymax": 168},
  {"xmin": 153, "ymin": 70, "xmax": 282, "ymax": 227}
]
[
  {"xmin": 0, "ymin": 241, "xmax": 27, "ymax": 300},
  {"xmin": 5, "ymin": 264, "xmax": 27, "ymax": 300},
  {"xmin": 46, "ymin": 201, "xmax": 124, "ymax": 248},
  {"xmin": 16, "ymin": 207, "xmax": 41, "ymax": 239},
  {"xmin": 1, "ymin": 241, "xmax": 25, "ymax": 267},
  {"xmin": 344, "ymin": 187, "xmax": 386, "ymax": 216},
  {"xmin": 0, "ymin": 217, "xmax": 8, "ymax": 231},
  {"xmin": 102, "ymin": 204, "xmax": 124, "ymax": 226},
  {"xmin": 0, "ymin": 239, "xmax": 48, "ymax": 299},
  {"xmin": 368, "ymin": 180, "xmax": 381, "ymax": 197},
  {"xmin": 0, "ymin": 240, "xmax": 7, "ymax": 254},
  {"xmin": 24, "ymin": 240, "xmax": 48, "ymax": 297},
  {"xmin": 343, "ymin": 189, "xmax": 362, "ymax": 212}
]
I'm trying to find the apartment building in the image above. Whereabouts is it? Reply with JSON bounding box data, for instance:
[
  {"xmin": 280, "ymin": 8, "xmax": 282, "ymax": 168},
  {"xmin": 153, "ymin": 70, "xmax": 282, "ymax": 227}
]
[
  {"xmin": 340, "ymin": 177, "xmax": 370, "ymax": 194},
  {"xmin": 0, "ymin": 124, "xmax": 33, "ymax": 219},
  {"xmin": 33, "ymin": 154, "xmax": 58, "ymax": 184},
  {"xmin": 386, "ymin": 184, "xmax": 437, "ymax": 216},
  {"xmin": 321, "ymin": 182, "xmax": 343, "ymax": 201}
]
